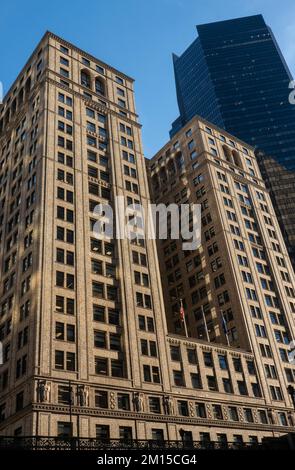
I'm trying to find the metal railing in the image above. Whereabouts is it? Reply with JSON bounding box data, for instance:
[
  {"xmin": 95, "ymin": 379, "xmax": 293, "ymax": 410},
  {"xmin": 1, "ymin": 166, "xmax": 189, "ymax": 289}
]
[{"xmin": 0, "ymin": 436, "xmax": 286, "ymax": 451}]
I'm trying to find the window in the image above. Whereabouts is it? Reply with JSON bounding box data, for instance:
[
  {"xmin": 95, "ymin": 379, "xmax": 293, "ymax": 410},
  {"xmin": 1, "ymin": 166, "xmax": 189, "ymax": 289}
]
[
  {"xmin": 96, "ymin": 425, "xmax": 110, "ymax": 440},
  {"xmin": 60, "ymin": 45, "xmax": 69, "ymax": 55},
  {"xmin": 195, "ymin": 402, "xmax": 206, "ymax": 418},
  {"xmin": 252, "ymin": 383, "xmax": 262, "ymax": 397},
  {"xmin": 149, "ymin": 397, "xmax": 161, "ymax": 414},
  {"xmin": 218, "ymin": 355, "xmax": 228, "ymax": 370},
  {"xmin": 187, "ymin": 348, "xmax": 197, "ymax": 364},
  {"xmin": 58, "ymin": 385, "xmax": 71, "ymax": 405},
  {"xmin": 207, "ymin": 375, "xmax": 218, "ymax": 391},
  {"xmin": 55, "ymin": 351, "xmax": 75, "ymax": 370},
  {"xmin": 200, "ymin": 433, "xmax": 211, "ymax": 447},
  {"xmin": 244, "ymin": 408, "xmax": 254, "ymax": 422},
  {"xmin": 118, "ymin": 98, "xmax": 126, "ymax": 108},
  {"xmin": 143, "ymin": 365, "xmax": 152, "ymax": 382},
  {"xmin": 93, "ymin": 305, "xmax": 105, "ymax": 322},
  {"xmin": 270, "ymin": 386, "xmax": 283, "ymax": 401},
  {"xmin": 212, "ymin": 404, "xmax": 223, "ymax": 420},
  {"xmin": 203, "ymin": 352, "xmax": 213, "ymax": 367},
  {"xmin": 151, "ymin": 429, "xmax": 164, "ymax": 442},
  {"xmin": 15, "ymin": 391, "xmax": 24, "ymax": 411},
  {"xmin": 247, "ymin": 361, "xmax": 256, "ymax": 375},
  {"xmin": 119, "ymin": 427, "xmax": 133, "ymax": 441},
  {"xmin": 217, "ymin": 434, "xmax": 228, "ymax": 447},
  {"xmin": 173, "ymin": 370, "xmax": 185, "ymax": 387},
  {"xmin": 95, "ymin": 78, "xmax": 105, "ymax": 95},
  {"xmin": 57, "ymin": 422, "xmax": 72, "ymax": 437},
  {"xmin": 111, "ymin": 360, "xmax": 124, "ymax": 378},
  {"xmin": 81, "ymin": 70, "xmax": 91, "ymax": 88},
  {"xmin": 228, "ymin": 406, "xmax": 239, "ymax": 421},
  {"xmin": 259, "ymin": 410, "xmax": 268, "ymax": 424},
  {"xmin": 170, "ymin": 346, "xmax": 181, "ymax": 361},
  {"xmin": 118, "ymin": 393, "xmax": 130, "ymax": 410},
  {"xmin": 237, "ymin": 380, "xmax": 248, "ymax": 396},
  {"xmin": 110, "ymin": 333, "xmax": 121, "ymax": 351},
  {"xmin": 223, "ymin": 378, "xmax": 233, "ymax": 394},
  {"xmin": 92, "ymin": 282, "xmax": 104, "ymax": 298},
  {"xmin": 233, "ymin": 435, "xmax": 243, "ymax": 448},
  {"xmin": 95, "ymin": 357, "xmax": 108, "ymax": 375},
  {"xmin": 233, "ymin": 358, "xmax": 243, "ymax": 373},
  {"xmin": 178, "ymin": 400, "xmax": 189, "ymax": 416},
  {"xmin": 191, "ymin": 373, "xmax": 202, "ymax": 389},
  {"xmin": 0, "ymin": 404, "xmax": 5, "ymax": 423},
  {"xmin": 143, "ymin": 365, "xmax": 160, "ymax": 383},
  {"xmin": 95, "ymin": 390, "xmax": 108, "ymax": 408},
  {"xmin": 60, "ymin": 67, "xmax": 69, "ymax": 78},
  {"xmin": 94, "ymin": 330, "xmax": 106, "ymax": 348},
  {"xmin": 117, "ymin": 87, "xmax": 125, "ymax": 97}
]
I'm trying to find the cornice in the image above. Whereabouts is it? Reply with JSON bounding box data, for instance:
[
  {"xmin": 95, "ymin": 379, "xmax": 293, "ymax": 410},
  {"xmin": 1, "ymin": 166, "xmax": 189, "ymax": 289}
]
[{"xmin": 46, "ymin": 32, "xmax": 135, "ymax": 83}]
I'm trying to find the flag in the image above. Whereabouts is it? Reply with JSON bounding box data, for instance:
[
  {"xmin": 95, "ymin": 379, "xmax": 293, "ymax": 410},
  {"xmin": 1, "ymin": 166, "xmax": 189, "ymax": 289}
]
[
  {"xmin": 222, "ymin": 312, "xmax": 228, "ymax": 335},
  {"xmin": 179, "ymin": 299, "xmax": 185, "ymax": 323}
]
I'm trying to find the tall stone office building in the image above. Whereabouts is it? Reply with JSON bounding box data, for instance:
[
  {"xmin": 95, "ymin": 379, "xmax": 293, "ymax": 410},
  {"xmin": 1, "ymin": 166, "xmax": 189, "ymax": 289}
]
[
  {"xmin": 169, "ymin": 15, "xmax": 295, "ymax": 268},
  {"xmin": 148, "ymin": 115, "xmax": 295, "ymax": 440},
  {"xmin": 0, "ymin": 32, "xmax": 295, "ymax": 446}
]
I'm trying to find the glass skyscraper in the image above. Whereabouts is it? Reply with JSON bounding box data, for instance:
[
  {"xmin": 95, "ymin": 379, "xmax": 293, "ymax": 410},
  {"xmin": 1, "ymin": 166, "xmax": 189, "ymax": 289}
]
[{"xmin": 170, "ymin": 14, "xmax": 295, "ymax": 266}]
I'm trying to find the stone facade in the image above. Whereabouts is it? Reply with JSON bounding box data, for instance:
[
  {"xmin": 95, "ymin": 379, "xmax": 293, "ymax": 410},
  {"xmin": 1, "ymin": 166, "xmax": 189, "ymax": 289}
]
[{"xmin": 0, "ymin": 33, "xmax": 294, "ymax": 445}]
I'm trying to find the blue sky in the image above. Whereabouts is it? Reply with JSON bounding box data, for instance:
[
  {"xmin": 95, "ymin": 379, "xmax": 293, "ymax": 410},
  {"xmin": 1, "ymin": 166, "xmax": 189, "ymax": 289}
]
[{"xmin": 0, "ymin": 0, "xmax": 294, "ymax": 157}]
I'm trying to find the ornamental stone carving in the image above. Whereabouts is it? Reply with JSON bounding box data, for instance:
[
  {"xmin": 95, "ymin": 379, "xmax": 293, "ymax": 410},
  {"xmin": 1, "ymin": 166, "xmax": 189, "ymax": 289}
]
[
  {"xmin": 206, "ymin": 404, "xmax": 212, "ymax": 419},
  {"xmin": 222, "ymin": 405, "xmax": 228, "ymax": 420},
  {"xmin": 77, "ymin": 385, "xmax": 89, "ymax": 407},
  {"xmin": 288, "ymin": 412, "xmax": 295, "ymax": 426},
  {"xmin": 238, "ymin": 407, "xmax": 244, "ymax": 422},
  {"xmin": 38, "ymin": 380, "xmax": 51, "ymax": 403},
  {"xmin": 163, "ymin": 395, "xmax": 175, "ymax": 415},
  {"xmin": 133, "ymin": 392, "xmax": 144, "ymax": 412},
  {"xmin": 267, "ymin": 408, "xmax": 277, "ymax": 425}
]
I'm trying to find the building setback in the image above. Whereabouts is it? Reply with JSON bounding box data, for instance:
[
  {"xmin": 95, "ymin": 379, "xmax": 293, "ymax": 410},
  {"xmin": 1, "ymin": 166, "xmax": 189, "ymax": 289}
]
[
  {"xmin": 170, "ymin": 14, "xmax": 295, "ymax": 267},
  {"xmin": 0, "ymin": 32, "xmax": 295, "ymax": 444}
]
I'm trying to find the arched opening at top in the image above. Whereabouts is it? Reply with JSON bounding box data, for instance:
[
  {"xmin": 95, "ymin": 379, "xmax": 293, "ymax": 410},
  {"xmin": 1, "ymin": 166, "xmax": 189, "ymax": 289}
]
[
  {"xmin": 11, "ymin": 98, "xmax": 17, "ymax": 116},
  {"xmin": 18, "ymin": 88, "xmax": 24, "ymax": 107},
  {"xmin": 175, "ymin": 151, "xmax": 185, "ymax": 171},
  {"xmin": 152, "ymin": 174, "xmax": 159, "ymax": 191},
  {"xmin": 159, "ymin": 167, "xmax": 167, "ymax": 184},
  {"xmin": 4, "ymin": 109, "xmax": 10, "ymax": 127},
  {"xmin": 25, "ymin": 77, "xmax": 31, "ymax": 96},
  {"xmin": 167, "ymin": 159, "xmax": 176, "ymax": 178},
  {"xmin": 222, "ymin": 145, "xmax": 233, "ymax": 164}
]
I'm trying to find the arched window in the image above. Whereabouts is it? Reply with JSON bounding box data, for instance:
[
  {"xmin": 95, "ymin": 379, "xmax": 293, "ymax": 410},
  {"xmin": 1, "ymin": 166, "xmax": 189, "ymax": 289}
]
[
  {"xmin": 159, "ymin": 167, "xmax": 167, "ymax": 184},
  {"xmin": 167, "ymin": 160, "xmax": 176, "ymax": 178},
  {"xmin": 11, "ymin": 98, "xmax": 17, "ymax": 116},
  {"xmin": 176, "ymin": 151, "xmax": 184, "ymax": 170},
  {"xmin": 81, "ymin": 69, "xmax": 91, "ymax": 89},
  {"xmin": 25, "ymin": 77, "xmax": 31, "ymax": 96},
  {"xmin": 152, "ymin": 174, "xmax": 159, "ymax": 191},
  {"xmin": 18, "ymin": 88, "xmax": 24, "ymax": 106},
  {"xmin": 222, "ymin": 145, "xmax": 233, "ymax": 164},
  {"xmin": 95, "ymin": 77, "xmax": 105, "ymax": 96},
  {"xmin": 4, "ymin": 109, "xmax": 10, "ymax": 126}
]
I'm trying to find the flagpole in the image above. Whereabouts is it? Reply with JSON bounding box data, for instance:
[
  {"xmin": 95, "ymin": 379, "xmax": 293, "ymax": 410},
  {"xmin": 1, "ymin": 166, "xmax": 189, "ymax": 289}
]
[
  {"xmin": 201, "ymin": 304, "xmax": 210, "ymax": 342},
  {"xmin": 221, "ymin": 310, "xmax": 230, "ymax": 346},
  {"xmin": 180, "ymin": 299, "xmax": 188, "ymax": 338}
]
